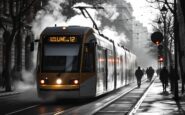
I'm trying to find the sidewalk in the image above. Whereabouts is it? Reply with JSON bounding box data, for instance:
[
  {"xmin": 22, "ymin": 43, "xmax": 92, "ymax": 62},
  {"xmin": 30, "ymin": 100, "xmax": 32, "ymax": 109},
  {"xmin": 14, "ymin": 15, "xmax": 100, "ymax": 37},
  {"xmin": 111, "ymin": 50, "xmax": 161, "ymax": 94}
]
[
  {"xmin": 136, "ymin": 77, "xmax": 185, "ymax": 115},
  {"xmin": 0, "ymin": 88, "xmax": 20, "ymax": 97}
]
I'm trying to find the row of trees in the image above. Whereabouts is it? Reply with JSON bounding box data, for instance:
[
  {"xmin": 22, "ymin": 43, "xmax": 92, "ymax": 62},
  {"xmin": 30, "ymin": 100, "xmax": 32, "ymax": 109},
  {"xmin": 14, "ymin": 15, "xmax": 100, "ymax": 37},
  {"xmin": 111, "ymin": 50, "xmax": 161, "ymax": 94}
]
[{"xmin": 147, "ymin": 0, "xmax": 185, "ymax": 97}]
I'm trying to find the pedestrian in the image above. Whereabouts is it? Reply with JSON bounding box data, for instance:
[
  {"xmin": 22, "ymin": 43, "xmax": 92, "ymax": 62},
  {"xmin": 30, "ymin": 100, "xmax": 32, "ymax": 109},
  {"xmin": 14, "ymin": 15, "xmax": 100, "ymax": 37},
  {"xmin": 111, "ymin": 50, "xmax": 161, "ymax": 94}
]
[
  {"xmin": 146, "ymin": 66, "xmax": 155, "ymax": 82},
  {"xmin": 135, "ymin": 66, "xmax": 144, "ymax": 88},
  {"xmin": 146, "ymin": 67, "xmax": 149, "ymax": 81},
  {"xmin": 159, "ymin": 66, "xmax": 169, "ymax": 92}
]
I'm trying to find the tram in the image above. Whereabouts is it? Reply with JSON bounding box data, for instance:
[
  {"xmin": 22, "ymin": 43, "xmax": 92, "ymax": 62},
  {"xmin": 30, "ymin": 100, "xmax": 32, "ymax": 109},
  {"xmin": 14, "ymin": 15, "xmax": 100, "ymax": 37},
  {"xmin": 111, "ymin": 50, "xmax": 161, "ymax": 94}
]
[{"xmin": 36, "ymin": 26, "xmax": 137, "ymax": 99}]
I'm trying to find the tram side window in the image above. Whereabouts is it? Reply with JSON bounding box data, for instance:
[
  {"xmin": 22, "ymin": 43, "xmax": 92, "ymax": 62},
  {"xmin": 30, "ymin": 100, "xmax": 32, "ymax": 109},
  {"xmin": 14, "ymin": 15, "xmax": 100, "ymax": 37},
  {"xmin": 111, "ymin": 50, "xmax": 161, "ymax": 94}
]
[
  {"xmin": 82, "ymin": 43, "xmax": 95, "ymax": 72},
  {"xmin": 97, "ymin": 46, "xmax": 106, "ymax": 73}
]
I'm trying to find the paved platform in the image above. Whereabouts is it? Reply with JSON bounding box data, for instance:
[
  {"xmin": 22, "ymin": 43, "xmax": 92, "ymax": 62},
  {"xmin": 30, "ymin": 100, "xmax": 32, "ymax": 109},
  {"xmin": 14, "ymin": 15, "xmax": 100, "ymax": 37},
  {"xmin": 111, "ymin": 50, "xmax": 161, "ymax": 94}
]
[{"xmin": 136, "ymin": 77, "xmax": 185, "ymax": 115}]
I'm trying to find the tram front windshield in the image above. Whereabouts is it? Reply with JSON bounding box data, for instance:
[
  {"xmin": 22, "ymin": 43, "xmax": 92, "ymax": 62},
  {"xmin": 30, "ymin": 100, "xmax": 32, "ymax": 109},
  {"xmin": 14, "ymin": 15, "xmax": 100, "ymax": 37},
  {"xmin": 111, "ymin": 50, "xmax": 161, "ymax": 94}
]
[{"xmin": 42, "ymin": 43, "xmax": 81, "ymax": 72}]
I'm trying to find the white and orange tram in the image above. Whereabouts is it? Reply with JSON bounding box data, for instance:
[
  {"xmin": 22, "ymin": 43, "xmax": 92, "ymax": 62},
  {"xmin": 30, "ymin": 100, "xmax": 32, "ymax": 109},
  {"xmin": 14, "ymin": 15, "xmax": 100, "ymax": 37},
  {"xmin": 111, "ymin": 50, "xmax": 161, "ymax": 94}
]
[{"xmin": 36, "ymin": 26, "xmax": 137, "ymax": 99}]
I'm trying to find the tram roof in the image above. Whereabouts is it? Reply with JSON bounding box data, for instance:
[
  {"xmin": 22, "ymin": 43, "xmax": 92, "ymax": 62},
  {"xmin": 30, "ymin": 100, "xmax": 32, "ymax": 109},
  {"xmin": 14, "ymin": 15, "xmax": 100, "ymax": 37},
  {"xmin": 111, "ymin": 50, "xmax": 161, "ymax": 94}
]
[{"xmin": 41, "ymin": 26, "xmax": 93, "ymax": 36}]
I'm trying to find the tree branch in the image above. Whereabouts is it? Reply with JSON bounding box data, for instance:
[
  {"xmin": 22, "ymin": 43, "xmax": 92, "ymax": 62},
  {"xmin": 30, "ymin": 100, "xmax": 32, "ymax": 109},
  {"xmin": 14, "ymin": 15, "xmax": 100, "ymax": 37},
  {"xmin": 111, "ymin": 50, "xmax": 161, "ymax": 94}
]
[
  {"xmin": 0, "ymin": 18, "xmax": 7, "ymax": 31},
  {"xmin": 9, "ymin": 0, "xmax": 16, "ymax": 19},
  {"xmin": 18, "ymin": 0, "xmax": 39, "ymax": 18},
  {"xmin": 164, "ymin": 0, "xmax": 174, "ymax": 14}
]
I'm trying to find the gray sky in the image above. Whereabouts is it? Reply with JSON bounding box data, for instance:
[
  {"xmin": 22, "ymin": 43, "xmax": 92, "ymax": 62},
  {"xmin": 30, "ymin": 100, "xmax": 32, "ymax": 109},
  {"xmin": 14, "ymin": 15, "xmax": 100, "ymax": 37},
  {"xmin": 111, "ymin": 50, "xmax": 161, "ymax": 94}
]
[{"xmin": 126, "ymin": 0, "xmax": 159, "ymax": 33}]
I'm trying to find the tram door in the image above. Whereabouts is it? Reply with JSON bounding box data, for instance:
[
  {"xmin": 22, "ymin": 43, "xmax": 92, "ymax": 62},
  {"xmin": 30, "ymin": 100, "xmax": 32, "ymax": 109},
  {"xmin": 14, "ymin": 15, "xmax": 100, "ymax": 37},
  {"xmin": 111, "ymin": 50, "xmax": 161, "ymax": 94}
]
[
  {"xmin": 125, "ymin": 53, "xmax": 128, "ymax": 85},
  {"xmin": 97, "ymin": 46, "xmax": 108, "ymax": 92},
  {"xmin": 120, "ymin": 56, "xmax": 124, "ymax": 85},
  {"xmin": 104, "ymin": 49, "xmax": 108, "ymax": 91}
]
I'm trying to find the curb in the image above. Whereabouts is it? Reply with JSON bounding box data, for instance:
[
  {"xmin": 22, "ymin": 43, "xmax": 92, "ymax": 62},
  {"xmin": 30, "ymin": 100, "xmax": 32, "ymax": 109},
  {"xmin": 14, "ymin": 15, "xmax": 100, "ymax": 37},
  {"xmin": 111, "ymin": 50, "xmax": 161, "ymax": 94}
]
[{"xmin": 0, "ymin": 91, "xmax": 20, "ymax": 97}]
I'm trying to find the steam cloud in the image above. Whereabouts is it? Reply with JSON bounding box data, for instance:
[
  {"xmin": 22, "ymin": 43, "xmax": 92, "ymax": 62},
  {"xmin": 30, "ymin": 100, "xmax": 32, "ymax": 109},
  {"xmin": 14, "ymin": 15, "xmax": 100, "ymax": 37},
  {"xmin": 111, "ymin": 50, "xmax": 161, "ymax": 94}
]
[
  {"xmin": 32, "ymin": 0, "xmax": 67, "ymax": 39},
  {"xmin": 14, "ymin": 70, "xmax": 36, "ymax": 91},
  {"xmin": 31, "ymin": 0, "xmax": 128, "ymax": 45}
]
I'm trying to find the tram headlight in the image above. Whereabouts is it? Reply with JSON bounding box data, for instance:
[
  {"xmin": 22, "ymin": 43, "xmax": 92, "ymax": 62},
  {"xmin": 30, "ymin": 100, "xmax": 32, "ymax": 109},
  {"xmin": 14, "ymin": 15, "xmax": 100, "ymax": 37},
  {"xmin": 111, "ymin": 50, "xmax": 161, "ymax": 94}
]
[
  {"xmin": 40, "ymin": 79, "xmax": 45, "ymax": 84},
  {"xmin": 73, "ymin": 79, "xmax": 79, "ymax": 85},
  {"xmin": 56, "ymin": 78, "xmax": 62, "ymax": 85}
]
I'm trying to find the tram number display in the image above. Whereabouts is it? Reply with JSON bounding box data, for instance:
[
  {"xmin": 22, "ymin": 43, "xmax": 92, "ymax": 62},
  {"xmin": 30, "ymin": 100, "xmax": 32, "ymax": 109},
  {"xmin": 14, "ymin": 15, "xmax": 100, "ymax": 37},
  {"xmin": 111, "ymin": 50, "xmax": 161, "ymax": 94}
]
[{"xmin": 48, "ymin": 36, "xmax": 78, "ymax": 43}]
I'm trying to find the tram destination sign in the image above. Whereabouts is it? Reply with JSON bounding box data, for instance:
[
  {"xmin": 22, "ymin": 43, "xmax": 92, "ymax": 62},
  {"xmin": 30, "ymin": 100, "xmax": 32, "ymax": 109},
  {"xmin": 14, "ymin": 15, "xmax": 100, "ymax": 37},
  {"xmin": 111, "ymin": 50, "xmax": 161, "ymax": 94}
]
[{"xmin": 47, "ymin": 36, "xmax": 80, "ymax": 43}]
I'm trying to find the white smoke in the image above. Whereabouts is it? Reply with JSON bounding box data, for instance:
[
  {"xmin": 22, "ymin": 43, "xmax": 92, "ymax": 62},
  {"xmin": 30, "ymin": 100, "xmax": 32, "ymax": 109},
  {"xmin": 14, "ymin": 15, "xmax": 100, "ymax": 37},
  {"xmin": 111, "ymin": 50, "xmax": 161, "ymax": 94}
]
[
  {"xmin": 31, "ymin": 0, "xmax": 128, "ymax": 44},
  {"xmin": 14, "ymin": 70, "xmax": 35, "ymax": 91},
  {"xmin": 102, "ymin": 26, "xmax": 129, "ymax": 44},
  {"xmin": 32, "ymin": 0, "xmax": 67, "ymax": 39},
  {"xmin": 100, "ymin": 3, "xmax": 119, "ymax": 22},
  {"xmin": 67, "ymin": 2, "xmax": 102, "ymax": 27}
]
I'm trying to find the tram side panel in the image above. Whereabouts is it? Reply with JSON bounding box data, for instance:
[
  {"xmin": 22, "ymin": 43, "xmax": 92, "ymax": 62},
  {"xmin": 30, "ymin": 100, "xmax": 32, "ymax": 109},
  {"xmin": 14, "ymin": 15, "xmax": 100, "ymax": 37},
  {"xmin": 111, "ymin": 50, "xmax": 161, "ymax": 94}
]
[
  {"xmin": 125, "ymin": 51, "xmax": 128, "ymax": 85},
  {"xmin": 127, "ymin": 53, "xmax": 132, "ymax": 84},
  {"xmin": 130, "ymin": 54, "xmax": 137, "ymax": 82},
  {"xmin": 106, "ymin": 49, "xmax": 115, "ymax": 92},
  {"xmin": 80, "ymin": 43, "xmax": 97, "ymax": 97},
  {"xmin": 115, "ymin": 47, "xmax": 125, "ymax": 88},
  {"xmin": 122, "ymin": 50, "xmax": 127, "ymax": 86},
  {"xmin": 126, "ymin": 52, "xmax": 134, "ymax": 84},
  {"xmin": 95, "ymin": 35, "xmax": 115, "ymax": 96},
  {"xmin": 116, "ymin": 51, "xmax": 122, "ymax": 88}
]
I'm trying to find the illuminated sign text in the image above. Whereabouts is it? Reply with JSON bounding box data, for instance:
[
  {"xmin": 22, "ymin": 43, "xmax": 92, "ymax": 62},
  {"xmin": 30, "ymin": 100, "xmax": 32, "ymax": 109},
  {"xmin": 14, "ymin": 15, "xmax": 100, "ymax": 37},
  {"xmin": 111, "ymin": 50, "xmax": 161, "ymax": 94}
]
[{"xmin": 48, "ymin": 36, "xmax": 77, "ymax": 43}]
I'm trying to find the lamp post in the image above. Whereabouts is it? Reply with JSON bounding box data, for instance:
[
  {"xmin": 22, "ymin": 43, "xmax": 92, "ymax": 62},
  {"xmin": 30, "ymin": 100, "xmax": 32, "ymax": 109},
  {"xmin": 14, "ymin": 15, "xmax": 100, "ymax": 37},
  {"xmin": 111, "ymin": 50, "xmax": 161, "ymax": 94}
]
[
  {"xmin": 160, "ymin": 5, "xmax": 168, "ymax": 68},
  {"xmin": 173, "ymin": 0, "xmax": 179, "ymax": 100}
]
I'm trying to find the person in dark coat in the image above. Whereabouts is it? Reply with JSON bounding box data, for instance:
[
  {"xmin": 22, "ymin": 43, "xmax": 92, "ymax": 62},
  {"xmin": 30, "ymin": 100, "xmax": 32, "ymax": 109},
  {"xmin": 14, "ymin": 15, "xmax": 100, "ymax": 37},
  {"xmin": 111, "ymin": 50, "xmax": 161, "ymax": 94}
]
[
  {"xmin": 146, "ymin": 67, "xmax": 149, "ymax": 81},
  {"xmin": 146, "ymin": 66, "xmax": 155, "ymax": 82},
  {"xmin": 160, "ymin": 66, "xmax": 169, "ymax": 92},
  {"xmin": 135, "ymin": 66, "xmax": 144, "ymax": 88}
]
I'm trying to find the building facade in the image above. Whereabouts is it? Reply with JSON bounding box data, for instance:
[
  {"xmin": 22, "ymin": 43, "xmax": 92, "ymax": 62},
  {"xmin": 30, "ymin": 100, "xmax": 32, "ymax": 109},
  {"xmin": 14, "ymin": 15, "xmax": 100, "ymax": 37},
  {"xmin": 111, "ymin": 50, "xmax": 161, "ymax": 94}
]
[{"xmin": 0, "ymin": 0, "xmax": 45, "ymax": 86}]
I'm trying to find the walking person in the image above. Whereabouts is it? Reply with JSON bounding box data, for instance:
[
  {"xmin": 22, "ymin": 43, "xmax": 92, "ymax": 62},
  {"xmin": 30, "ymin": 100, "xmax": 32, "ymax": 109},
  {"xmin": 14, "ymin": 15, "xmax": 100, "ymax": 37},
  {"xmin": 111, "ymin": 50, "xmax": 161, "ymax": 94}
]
[
  {"xmin": 146, "ymin": 67, "xmax": 149, "ymax": 81},
  {"xmin": 135, "ymin": 66, "xmax": 144, "ymax": 88},
  {"xmin": 159, "ymin": 66, "xmax": 169, "ymax": 92},
  {"xmin": 146, "ymin": 66, "xmax": 155, "ymax": 82}
]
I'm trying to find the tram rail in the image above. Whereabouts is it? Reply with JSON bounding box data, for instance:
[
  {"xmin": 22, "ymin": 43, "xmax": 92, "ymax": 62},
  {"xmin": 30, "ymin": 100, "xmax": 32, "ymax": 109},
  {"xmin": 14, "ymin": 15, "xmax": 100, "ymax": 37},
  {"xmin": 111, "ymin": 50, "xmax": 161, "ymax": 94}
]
[{"xmin": 57, "ymin": 76, "xmax": 156, "ymax": 115}]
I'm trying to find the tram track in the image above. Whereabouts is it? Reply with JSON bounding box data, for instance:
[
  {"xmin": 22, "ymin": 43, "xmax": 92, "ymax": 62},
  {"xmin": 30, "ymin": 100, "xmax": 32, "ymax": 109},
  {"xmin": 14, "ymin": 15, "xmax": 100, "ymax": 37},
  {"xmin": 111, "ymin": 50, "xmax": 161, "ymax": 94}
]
[
  {"xmin": 127, "ymin": 77, "xmax": 156, "ymax": 115},
  {"xmin": 58, "ymin": 77, "xmax": 156, "ymax": 115},
  {"xmin": 95, "ymin": 77, "xmax": 156, "ymax": 115}
]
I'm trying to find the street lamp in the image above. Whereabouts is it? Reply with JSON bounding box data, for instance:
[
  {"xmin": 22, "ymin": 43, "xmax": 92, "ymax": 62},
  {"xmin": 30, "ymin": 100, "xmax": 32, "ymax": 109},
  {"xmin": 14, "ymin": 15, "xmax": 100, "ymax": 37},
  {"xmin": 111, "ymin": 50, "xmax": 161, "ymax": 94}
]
[
  {"xmin": 160, "ymin": 5, "xmax": 168, "ymax": 68},
  {"xmin": 161, "ymin": 5, "xmax": 168, "ymax": 17}
]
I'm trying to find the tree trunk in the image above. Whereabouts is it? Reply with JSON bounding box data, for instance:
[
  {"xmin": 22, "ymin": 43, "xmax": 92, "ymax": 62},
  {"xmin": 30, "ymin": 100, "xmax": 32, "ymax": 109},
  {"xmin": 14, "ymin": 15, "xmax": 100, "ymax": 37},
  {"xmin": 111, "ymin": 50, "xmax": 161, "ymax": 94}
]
[
  {"xmin": 3, "ymin": 30, "xmax": 17, "ymax": 92},
  {"xmin": 177, "ymin": 23, "xmax": 185, "ymax": 94},
  {"xmin": 25, "ymin": 35, "xmax": 33, "ymax": 71},
  {"xmin": 4, "ymin": 46, "xmax": 12, "ymax": 91},
  {"xmin": 2, "ymin": 31, "xmax": 12, "ymax": 91},
  {"xmin": 13, "ymin": 31, "xmax": 22, "ymax": 81}
]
